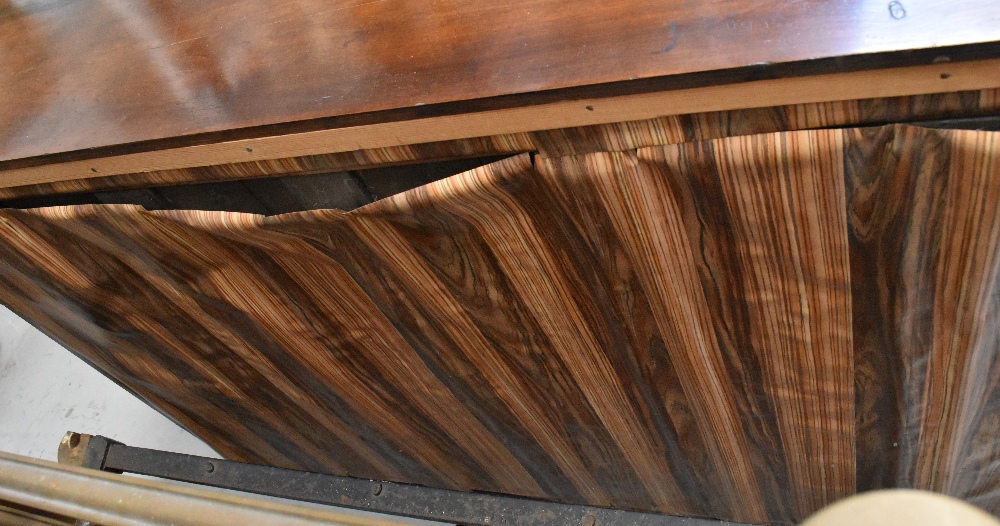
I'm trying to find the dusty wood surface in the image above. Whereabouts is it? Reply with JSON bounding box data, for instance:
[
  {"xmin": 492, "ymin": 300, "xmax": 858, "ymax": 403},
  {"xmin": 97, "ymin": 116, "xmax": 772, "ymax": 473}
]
[
  {"xmin": 1, "ymin": 125, "xmax": 999, "ymax": 523},
  {"xmin": 1, "ymin": 0, "xmax": 998, "ymax": 168}
]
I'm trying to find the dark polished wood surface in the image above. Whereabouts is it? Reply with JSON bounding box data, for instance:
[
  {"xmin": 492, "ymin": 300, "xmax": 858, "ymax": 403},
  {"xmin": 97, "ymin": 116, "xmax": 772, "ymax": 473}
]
[
  {"xmin": 1, "ymin": 125, "xmax": 999, "ymax": 523},
  {"xmin": 1, "ymin": 0, "xmax": 998, "ymax": 165}
]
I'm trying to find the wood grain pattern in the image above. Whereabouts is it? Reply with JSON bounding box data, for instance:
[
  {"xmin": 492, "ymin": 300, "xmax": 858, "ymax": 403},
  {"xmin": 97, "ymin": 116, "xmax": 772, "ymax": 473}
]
[
  {"xmin": 0, "ymin": 125, "xmax": 999, "ymax": 523},
  {"xmin": 2, "ymin": 0, "xmax": 998, "ymax": 165},
  {"xmin": 846, "ymin": 125, "xmax": 1000, "ymax": 507},
  {"xmin": 1, "ymin": 86, "xmax": 997, "ymax": 201}
]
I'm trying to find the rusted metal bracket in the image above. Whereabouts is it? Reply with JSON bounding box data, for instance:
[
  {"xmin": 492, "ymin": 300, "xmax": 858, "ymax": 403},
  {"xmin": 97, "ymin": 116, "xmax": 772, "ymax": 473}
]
[{"xmin": 57, "ymin": 432, "xmax": 747, "ymax": 526}]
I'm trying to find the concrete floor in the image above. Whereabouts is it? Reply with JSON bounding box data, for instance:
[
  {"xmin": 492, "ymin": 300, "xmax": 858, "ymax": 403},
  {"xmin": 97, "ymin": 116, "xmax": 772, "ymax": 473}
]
[{"xmin": 0, "ymin": 304, "xmax": 218, "ymax": 460}]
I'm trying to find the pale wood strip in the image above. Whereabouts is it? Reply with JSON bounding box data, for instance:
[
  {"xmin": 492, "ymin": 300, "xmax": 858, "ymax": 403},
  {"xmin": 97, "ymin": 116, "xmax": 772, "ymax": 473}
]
[{"xmin": 1, "ymin": 59, "xmax": 997, "ymax": 190}]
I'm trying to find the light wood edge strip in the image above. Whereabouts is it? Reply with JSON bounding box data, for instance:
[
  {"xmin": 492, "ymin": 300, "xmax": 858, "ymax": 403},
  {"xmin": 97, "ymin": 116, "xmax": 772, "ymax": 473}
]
[{"xmin": 2, "ymin": 58, "xmax": 999, "ymax": 189}]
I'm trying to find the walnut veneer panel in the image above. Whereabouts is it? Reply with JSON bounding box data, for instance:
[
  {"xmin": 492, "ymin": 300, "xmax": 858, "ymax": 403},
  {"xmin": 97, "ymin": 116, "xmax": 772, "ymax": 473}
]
[{"xmin": 0, "ymin": 125, "xmax": 998, "ymax": 523}]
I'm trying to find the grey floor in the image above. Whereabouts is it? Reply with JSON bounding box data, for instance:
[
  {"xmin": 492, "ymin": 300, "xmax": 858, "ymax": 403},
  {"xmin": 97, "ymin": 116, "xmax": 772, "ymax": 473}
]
[{"xmin": 0, "ymin": 304, "xmax": 218, "ymax": 460}]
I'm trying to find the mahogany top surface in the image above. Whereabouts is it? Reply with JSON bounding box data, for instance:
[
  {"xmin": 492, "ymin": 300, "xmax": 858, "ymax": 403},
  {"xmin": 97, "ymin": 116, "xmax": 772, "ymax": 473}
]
[{"xmin": 0, "ymin": 0, "xmax": 998, "ymax": 165}]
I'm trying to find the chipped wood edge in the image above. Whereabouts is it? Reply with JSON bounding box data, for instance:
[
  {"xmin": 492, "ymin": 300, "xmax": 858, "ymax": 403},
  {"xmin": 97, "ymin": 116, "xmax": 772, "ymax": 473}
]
[{"xmin": 2, "ymin": 58, "xmax": 999, "ymax": 189}]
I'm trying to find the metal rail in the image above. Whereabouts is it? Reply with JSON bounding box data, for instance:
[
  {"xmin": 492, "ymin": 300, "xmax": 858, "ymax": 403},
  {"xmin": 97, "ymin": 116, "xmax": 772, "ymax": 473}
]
[
  {"xmin": 57, "ymin": 432, "xmax": 747, "ymax": 526},
  {"xmin": 0, "ymin": 449, "xmax": 413, "ymax": 526}
]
